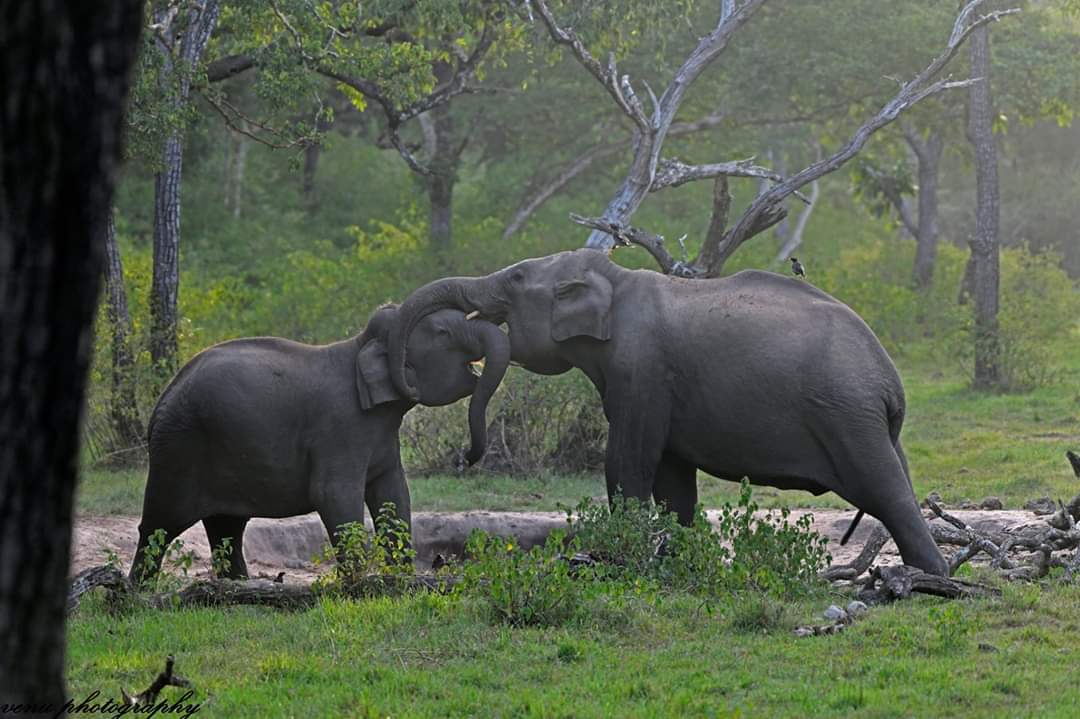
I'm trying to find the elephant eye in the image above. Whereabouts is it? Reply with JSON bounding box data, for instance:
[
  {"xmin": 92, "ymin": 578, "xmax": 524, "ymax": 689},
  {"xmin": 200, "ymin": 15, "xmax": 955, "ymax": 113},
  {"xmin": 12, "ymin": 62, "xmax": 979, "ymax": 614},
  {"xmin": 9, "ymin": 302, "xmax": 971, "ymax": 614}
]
[{"xmin": 510, "ymin": 269, "xmax": 525, "ymax": 283}]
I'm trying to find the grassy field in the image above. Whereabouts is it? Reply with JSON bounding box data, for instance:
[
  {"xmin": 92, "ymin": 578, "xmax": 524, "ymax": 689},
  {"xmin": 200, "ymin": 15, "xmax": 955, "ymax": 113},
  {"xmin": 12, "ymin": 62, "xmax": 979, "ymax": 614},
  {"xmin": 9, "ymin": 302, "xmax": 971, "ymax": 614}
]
[
  {"xmin": 78, "ymin": 338, "xmax": 1080, "ymax": 517},
  {"xmin": 66, "ymin": 336, "xmax": 1080, "ymax": 718},
  {"xmin": 67, "ymin": 581, "xmax": 1080, "ymax": 718}
]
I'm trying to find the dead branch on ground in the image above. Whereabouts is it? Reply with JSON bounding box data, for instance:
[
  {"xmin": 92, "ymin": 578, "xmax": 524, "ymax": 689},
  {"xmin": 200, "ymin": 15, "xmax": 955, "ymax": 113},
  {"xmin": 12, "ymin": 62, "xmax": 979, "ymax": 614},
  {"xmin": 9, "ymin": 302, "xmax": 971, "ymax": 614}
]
[{"xmin": 121, "ymin": 655, "xmax": 192, "ymax": 708}]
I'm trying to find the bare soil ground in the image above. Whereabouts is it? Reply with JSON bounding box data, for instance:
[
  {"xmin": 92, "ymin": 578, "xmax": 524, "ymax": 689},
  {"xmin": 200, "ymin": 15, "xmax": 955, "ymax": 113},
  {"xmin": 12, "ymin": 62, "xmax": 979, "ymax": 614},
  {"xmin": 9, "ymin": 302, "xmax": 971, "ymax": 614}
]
[{"xmin": 71, "ymin": 508, "xmax": 1048, "ymax": 581}]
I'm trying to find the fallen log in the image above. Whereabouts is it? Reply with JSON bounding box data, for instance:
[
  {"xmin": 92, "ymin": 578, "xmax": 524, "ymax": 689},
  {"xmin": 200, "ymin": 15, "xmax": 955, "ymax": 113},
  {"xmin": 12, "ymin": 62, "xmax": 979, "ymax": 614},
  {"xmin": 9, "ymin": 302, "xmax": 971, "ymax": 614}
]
[
  {"xmin": 857, "ymin": 565, "xmax": 998, "ymax": 603},
  {"xmin": 67, "ymin": 565, "xmax": 462, "ymax": 613}
]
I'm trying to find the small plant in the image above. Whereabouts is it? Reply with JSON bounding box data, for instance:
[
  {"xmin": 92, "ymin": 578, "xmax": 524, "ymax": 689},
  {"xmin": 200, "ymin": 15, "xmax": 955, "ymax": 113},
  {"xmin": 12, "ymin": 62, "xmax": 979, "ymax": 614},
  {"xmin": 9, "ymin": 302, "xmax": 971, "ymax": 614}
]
[
  {"xmin": 164, "ymin": 538, "xmax": 196, "ymax": 577},
  {"xmin": 555, "ymin": 640, "xmax": 585, "ymax": 664},
  {"xmin": 459, "ymin": 529, "xmax": 580, "ymax": 627},
  {"xmin": 728, "ymin": 595, "xmax": 788, "ymax": 634},
  {"xmin": 313, "ymin": 503, "xmax": 417, "ymax": 595},
  {"xmin": 713, "ymin": 480, "xmax": 830, "ymax": 599},
  {"xmin": 101, "ymin": 547, "xmax": 121, "ymax": 571},
  {"xmin": 569, "ymin": 494, "xmax": 680, "ymax": 580},
  {"xmin": 211, "ymin": 537, "xmax": 233, "ymax": 578},
  {"xmin": 928, "ymin": 603, "xmax": 972, "ymax": 651}
]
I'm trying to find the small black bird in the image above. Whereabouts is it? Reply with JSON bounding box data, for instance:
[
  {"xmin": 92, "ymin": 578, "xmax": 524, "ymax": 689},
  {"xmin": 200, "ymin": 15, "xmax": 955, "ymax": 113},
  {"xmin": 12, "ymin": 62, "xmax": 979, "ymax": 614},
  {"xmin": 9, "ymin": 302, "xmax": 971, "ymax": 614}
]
[{"xmin": 789, "ymin": 256, "xmax": 806, "ymax": 279}]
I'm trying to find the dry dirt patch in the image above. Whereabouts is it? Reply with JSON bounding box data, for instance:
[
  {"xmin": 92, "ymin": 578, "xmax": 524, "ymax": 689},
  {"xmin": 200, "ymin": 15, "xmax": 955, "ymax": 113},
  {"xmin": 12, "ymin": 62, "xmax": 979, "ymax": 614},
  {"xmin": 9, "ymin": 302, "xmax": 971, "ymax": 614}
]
[{"xmin": 71, "ymin": 508, "xmax": 1047, "ymax": 580}]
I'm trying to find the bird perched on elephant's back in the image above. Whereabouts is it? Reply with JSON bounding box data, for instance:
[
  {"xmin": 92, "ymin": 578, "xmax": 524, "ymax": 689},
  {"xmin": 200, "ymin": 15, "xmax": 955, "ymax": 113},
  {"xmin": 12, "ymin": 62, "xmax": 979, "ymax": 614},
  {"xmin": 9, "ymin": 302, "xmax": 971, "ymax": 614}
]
[
  {"xmin": 386, "ymin": 249, "xmax": 948, "ymax": 576},
  {"xmin": 130, "ymin": 306, "xmax": 509, "ymax": 583}
]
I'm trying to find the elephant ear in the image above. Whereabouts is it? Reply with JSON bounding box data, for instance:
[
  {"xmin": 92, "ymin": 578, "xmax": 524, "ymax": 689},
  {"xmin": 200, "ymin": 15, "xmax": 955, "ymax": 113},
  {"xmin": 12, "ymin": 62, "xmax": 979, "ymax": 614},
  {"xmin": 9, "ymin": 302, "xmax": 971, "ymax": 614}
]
[
  {"xmin": 356, "ymin": 339, "xmax": 402, "ymax": 409},
  {"xmin": 551, "ymin": 270, "xmax": 613, "ymax": 342}
]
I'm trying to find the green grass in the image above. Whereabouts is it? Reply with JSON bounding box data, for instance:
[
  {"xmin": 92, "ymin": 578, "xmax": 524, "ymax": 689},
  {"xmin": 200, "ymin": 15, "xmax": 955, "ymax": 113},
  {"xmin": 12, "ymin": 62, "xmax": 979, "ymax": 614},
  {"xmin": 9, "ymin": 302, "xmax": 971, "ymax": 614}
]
[
  {"xmin": 67, "ymin": 582, "xmax": 1080, "ymax": 717},
  {"xmin": 78, "ymin": 336, "xmax": 1080, "ymax": 517}
]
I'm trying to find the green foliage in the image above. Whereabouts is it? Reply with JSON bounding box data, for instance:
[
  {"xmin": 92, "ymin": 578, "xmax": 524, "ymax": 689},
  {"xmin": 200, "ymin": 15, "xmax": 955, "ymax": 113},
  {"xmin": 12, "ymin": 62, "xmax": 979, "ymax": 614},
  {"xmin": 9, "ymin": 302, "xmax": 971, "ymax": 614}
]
[
  {"xmin": 727, "ymin": 594, "xmax": 790, "ymax": 635},
  {"xmin": 134, "ymin": 528, "xmax": 197, "ymax": 590},
  {"xmin": 567, "ymin": 481, "xmax": 829, "ymax": 601},
  {"xmin": 403, "ymin": 367, "xmax": 605, "ymax": 475},
  {"xmin": 946, "ymin": 245, "xmax": 1080, "ymax": 392},
  {"xmin": 460, "ymin": 529, "xmax": 581, "ymax": 627},
  {"xmin": 210, "ymin": 537, "xmax": 233, "ymax": 577},
  {"xmin": 928, "ymin": 603, "xmax": 973, "ymax": 652},
  {"xmin": 312, "ymin": 504, "xmax": 418, "ymax": 596},
  {"xmin": 570, "ymin": 495, "xmax": 679, "ymax": 579}
]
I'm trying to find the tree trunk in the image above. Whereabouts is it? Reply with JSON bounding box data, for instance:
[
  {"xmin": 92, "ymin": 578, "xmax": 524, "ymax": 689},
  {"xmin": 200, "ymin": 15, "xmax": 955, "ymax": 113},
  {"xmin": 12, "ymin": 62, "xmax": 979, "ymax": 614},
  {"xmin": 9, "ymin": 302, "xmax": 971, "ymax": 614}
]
[
  {"xmin": 103, "ymin": 214, "xmax": 143, "ymax": 448},
  {"xmin": 965, "ymin": 22, "xmax": 1001, "ymax": 389},
  {"xmin": 0, "ymin": 2, "xmax": 142, "ymax": 714},
  {"xmin": 425, "ymin": 103, "xmax": 460, "ymax": 253},
  {"xmin": 149, "ymin": 0, "xmax": 221, "ymax": 376},
  {"xmin": 909, "ymin": 131, "xmax": 944, "ymax": 289},
  {"xmin": 150, "ymin": 133, "xmax": 182, "ymax": 373},
  {"xmin": 302, "ymin": 112, "xmax": 332, "ymax": 209},
  {"xmin": 224, "ymin": 126, "xmax": 248, "ymax": 217}
]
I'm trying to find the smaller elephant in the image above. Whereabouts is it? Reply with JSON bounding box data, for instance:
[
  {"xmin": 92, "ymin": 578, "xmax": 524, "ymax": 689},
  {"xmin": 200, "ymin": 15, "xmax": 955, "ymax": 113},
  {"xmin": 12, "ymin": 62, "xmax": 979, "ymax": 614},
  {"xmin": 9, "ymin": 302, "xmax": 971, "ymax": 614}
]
[{"xmin": 129, "ymin": 306, "xmax": 509, "ymax": 582}]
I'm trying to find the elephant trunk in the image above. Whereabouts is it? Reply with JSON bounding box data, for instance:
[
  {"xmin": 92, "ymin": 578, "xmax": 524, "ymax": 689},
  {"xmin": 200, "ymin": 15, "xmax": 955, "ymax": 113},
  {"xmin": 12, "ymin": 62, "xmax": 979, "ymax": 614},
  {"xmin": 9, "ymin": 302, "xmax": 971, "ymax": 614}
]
[
  {"xmin": 389, "ymin": 275, "xmax": 494, "ymax": 400},
  {"xmin": 464, "ymin": 320, "xmax": 510, "ymax": 466}
]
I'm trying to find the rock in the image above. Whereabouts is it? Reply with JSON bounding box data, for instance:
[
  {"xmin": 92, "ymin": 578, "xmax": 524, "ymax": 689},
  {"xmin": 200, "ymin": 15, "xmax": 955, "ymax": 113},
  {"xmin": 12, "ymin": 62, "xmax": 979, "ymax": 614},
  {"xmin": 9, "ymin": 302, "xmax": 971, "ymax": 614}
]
[
  {"xmin": 1024, "ymin": 497, "xmax": 1056, "ymax": 515},
  {"xmin": 846, "ymin": 600, "xmax": 868, "ymax": 617},
  {"xmin": 979, "ymin": 497, "xmax": 1004, "ymax": 511},
  {"xmin": 921, "ymin": 491, "xmax": 943, "ymax": 509},
  {"xmin": 823, "ymin": 605, "xmax": 847, "ymax": 622},
  {"xmin": 956, "ymin": 499, "xmax": 977, "ymax": 510},
  {"xmin": 978, "ymin": 642, "xmax": 999, "ymax": 653}
]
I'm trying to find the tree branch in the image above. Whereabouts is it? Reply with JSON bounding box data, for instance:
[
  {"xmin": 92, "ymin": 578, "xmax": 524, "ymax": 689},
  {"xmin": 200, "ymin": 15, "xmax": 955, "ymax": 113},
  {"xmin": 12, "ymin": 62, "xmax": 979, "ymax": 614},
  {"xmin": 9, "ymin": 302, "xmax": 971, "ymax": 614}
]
[
  {"xmin": 529, "ymin": 0, "xmax": 651, "ymax": 131},
  {"xmin": 205, "ymin": 53, "xmax": 255, "ymax": 83},
  {"xmin": 722, "ymin": 0, "xmax": 1019, "ymax": 260}
]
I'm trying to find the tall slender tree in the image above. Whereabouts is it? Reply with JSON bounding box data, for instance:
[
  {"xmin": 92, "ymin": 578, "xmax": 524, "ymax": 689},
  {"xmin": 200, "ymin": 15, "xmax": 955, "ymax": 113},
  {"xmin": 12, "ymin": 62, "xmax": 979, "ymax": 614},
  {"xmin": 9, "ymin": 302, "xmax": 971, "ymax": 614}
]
[
  {"xmin": 965, "ymin": 19, "xmax": 1001, "ymax": 388},
  {"xmin": 0, "ymin": 1, "xmax": 142, "ymax": 713},
  {"xmin": 148, "ymin": 0, "xmax": 222, "ymax": 374},
  {"xmin": 103, "ymin": 213, "xmax": 144, "ymax": 451}
]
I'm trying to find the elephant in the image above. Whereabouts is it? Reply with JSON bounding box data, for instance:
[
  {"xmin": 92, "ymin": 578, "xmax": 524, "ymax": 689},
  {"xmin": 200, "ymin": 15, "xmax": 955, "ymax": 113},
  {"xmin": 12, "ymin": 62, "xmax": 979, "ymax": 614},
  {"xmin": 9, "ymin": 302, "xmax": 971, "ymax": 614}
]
[
  {"xmin": 129, "ymin": 306, "xmax": 509, "ymax": 582},
  {"xmin": 386, "ymin": 248, "xmax": 948, "ymax": 576}
]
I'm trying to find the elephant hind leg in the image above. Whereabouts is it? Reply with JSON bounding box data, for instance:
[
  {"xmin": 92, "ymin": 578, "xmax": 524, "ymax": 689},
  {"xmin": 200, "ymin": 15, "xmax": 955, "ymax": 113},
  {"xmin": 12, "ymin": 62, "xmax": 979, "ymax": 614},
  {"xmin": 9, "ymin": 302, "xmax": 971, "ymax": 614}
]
[
  {"xmin": 830, "ymin": 434, "xmax": 947, "ymax": 576},
  {"xmin": 203, "ymin": 515, "xmax": 250, "ymax": 579},
  {"xmin": 129, "ymin": 519, "xmax": 196, "ymax": 585},
  {"xmin": 652, "ymin": 452, "xmax": 698, "ymax": 526}
]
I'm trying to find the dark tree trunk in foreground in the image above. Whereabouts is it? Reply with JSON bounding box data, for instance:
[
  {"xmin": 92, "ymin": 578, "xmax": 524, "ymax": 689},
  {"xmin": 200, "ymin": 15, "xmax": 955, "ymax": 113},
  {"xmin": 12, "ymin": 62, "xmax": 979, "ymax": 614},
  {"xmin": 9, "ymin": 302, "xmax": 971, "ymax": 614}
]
[
  {"xmin": 906, "ymin": 129, "xmax": 944, "ymax": 289},
  {"xmin": 103, "ymin": 214, "xmax": 144, "ymax": 449},
  {"xmin": 149, "ymin": 1, "xmax": 221, "ymax": 375},
  {"xmin": 965, "ymin": 22, "xmax": 1001, "ymax": 388},
  {"xmin": 0, "ymin": 1, "xmax": 142, "ymax": 714}
]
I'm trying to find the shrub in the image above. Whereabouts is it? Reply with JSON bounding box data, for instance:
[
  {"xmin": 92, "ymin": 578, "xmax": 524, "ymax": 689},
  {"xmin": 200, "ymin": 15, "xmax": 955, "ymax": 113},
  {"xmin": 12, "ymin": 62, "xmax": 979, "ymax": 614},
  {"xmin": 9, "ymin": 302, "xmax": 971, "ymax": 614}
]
[
  {"xmin": 568, "ymin": 481, "xmax": 829, "ymax": 600},
  {"xmin": 569, "ymin": 495, "xmax": 680, "ymax": 579},
  {"xmin": 459, "ymin": 529, "xmax": 581, "ymax": 627},
  {"xmin": 312, "ymin": 504, "xmax": 417, "ymax": 596}
]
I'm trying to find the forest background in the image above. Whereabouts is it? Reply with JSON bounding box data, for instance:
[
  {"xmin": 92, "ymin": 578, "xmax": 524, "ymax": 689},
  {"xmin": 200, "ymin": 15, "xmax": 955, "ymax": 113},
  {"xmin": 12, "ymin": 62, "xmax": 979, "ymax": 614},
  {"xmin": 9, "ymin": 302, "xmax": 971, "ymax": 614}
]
[{"xmin": 87, "ymin": 0, "xmax": 1080, "ymax": 492}]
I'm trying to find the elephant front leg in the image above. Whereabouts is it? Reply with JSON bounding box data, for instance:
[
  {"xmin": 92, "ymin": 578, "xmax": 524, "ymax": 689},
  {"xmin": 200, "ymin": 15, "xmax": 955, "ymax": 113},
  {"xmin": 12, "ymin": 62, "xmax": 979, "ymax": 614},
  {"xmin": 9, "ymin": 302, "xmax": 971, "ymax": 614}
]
[
  {"xmin": 603, "ymin": 403, "xmax": 669, "ymax": 508},
  {"xmin": 652, "ymin": 452, "xmax": 698, "ymax": 525},
  {"xmin": 365, "ymin": 462, "xmax": 412, "ymax": 541}
]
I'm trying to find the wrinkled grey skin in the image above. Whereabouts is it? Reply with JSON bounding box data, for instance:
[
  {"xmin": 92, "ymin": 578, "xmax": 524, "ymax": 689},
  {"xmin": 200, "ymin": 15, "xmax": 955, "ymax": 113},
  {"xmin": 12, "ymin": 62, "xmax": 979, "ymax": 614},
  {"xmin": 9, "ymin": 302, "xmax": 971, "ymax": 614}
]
[
  {"xmin": 130, "ymin": 307, "xmax": 509, "ymax": 582},
  {"xmin": 388, "ymin": 249, "xmax": 948, "ymax": 576}
]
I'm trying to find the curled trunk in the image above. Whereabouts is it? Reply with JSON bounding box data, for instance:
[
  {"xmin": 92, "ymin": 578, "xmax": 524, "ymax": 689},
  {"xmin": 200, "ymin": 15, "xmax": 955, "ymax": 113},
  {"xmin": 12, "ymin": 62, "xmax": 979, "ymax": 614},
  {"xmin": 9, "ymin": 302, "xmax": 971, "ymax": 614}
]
[
  {"xmin": 389, "ymin": 276, "xmax": 492, "ymax": 400},
  {"xmin": 463, "ymin": 321, "xmax": 510, "ymax": 465}
]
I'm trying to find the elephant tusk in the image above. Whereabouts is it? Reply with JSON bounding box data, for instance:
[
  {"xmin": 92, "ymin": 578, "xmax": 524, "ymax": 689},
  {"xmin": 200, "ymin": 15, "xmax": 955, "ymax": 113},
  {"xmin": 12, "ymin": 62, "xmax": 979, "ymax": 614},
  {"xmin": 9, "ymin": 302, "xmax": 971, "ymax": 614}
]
[
  {"xmin": 465, "ymin": 310, "xmax": 480, "ymax": 320},
  {"xmin": 468, "ymin": 359, "xmax": 485, "ymax": 377}
]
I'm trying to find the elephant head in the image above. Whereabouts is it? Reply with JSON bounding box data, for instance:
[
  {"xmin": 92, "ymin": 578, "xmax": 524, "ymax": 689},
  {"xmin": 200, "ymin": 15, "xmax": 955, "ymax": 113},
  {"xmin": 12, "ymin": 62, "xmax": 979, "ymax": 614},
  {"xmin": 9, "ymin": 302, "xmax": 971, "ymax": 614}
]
[
  {"xmin": 358, "ymin": 305, "xmax": 510, "ymax": 464},
  {"xmin": 387, "ymin": 250, "xmax": 614, "ymax": 400}
]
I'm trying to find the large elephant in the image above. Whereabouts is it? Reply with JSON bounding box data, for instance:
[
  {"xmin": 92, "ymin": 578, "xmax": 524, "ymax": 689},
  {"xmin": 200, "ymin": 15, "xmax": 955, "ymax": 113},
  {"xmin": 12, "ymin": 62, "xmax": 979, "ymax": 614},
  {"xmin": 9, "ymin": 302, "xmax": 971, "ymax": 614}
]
[
  {"xmin": 129, "ymin": 306, "xmax": 509, "ymax": 581},
  {"xmin": 387, "ymin": 249, "xmax": 948, "ymax": 575}
]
